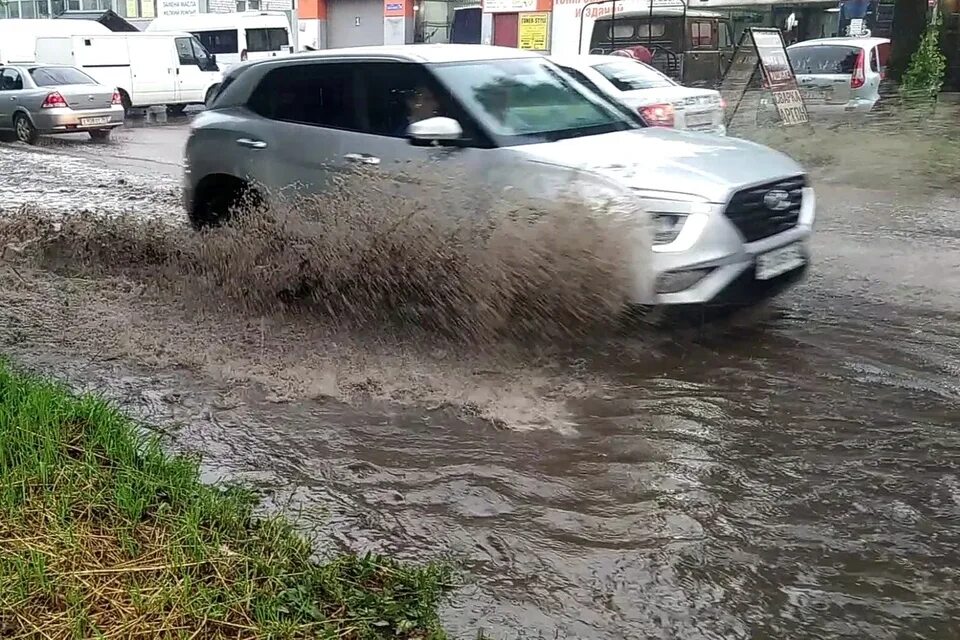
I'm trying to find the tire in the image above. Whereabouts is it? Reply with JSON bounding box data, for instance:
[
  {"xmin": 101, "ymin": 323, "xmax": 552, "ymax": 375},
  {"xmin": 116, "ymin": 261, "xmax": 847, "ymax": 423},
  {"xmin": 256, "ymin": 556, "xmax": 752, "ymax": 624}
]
[
  {"xmin": 119, "ymin": 90, "xmax": 133, "ymax": 116},
  {"xmin": 13, "ymin": 113, "xmax": 38, "ymax": 145},
  {"xmin": 89, "ymin": 129, "xmax": 112, "ymax": 141},
  {"xmin": 166, "ymin": 104, "xmax": 188, "ymax": 116},
  {"xmin": 192, "ymin": 180, "xmax": 260, "ymax": 230}
]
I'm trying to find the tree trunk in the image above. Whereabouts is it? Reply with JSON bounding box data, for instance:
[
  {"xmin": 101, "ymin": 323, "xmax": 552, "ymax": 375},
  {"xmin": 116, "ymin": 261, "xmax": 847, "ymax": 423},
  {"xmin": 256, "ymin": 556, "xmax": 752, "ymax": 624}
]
[{"xmin": 890, "ymin": 0, "xmax": 931, "ymax": 80}]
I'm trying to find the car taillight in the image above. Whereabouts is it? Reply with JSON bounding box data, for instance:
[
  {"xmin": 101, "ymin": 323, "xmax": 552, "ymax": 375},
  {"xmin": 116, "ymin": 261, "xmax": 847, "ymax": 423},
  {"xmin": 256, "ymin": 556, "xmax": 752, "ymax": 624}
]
[
  {"xmin": 111, "ymin": 91, "xmax": 122, "ymax": 105},
  {"xmin": 639, "ymin": 103, "xmax": 675, "ymax": 127},
  {"xmin": 851, "ymin": 50, "xmax": 866, "ymax": 89},
  {"xmin": 41, "ymin": 92, "xmax": 67, "ymax": 109}
]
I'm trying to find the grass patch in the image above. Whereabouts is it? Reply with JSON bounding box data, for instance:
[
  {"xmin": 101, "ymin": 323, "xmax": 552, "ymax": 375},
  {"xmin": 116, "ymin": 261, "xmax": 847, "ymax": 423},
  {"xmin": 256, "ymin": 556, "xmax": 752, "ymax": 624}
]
[{"xmin": 0, "ymin": 361, "xmax": 453, "ymax": 638}]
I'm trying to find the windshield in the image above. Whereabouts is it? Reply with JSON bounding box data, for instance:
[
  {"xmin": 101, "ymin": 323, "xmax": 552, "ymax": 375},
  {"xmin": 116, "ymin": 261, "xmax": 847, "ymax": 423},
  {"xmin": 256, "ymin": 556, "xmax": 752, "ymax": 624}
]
[
  {"xmin": 430, "ymin": 58, "xmax": 635, "ymax": 144},
  {"xmin": 29, "ymin": 66, "xmax": 96, "ymax": 86},
  {"xmin": 592, "ymin": 59, "xmax": 674, "ymax": 91},
  {"xmin": 787, "ymin": 45, "xmax": 860, "ymax": 75}
]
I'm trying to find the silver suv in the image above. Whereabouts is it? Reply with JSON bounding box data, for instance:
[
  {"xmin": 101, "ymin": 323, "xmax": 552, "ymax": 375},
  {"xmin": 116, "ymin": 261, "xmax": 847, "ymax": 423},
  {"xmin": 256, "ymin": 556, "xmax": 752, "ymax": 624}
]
[{"xmin": 185, "ymin": 44, "xmax": 815, "ymax": 308}]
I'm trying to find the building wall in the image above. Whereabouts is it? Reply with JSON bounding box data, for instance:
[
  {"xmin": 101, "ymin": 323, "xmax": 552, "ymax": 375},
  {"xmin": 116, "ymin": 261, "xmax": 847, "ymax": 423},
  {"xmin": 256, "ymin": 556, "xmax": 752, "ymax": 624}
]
[{"xmin": 326, "ymin": 0, "xmax": 383, "ymax": 46}]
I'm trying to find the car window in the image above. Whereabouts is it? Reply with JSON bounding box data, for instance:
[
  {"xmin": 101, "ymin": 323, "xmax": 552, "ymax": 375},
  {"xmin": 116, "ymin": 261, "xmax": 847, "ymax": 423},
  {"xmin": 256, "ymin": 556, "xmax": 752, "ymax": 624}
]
[
  {"xmin": 870, "ymin": 47, "xmax": 879, "ymax": 73},
  {"xmin": 357, "ymin": 61, "xmax": 478, "ymax": 141},
  {"xmin": 246, "ymin": 27, "xmax": 289, "ymax": 53},
  {"xmin": 690, "ymin": 21, "xmax": 714, "ymax": 49},
  {"xmin": 719, "ymin": 21, "xmax": 733, "ymax": 48},
  {"xmin": 248, "ymin": 62, "xmax": 359, "ymax": 130},
  {"xmin": 429, "ymin": 57, "xmax": 634, "ymax": 145},
  {"xmin": 194, "ymin": 29, "xmax": 239, "ymax": 55},
  {"xmin": 175, "ymin": 37, "xmax": 197, "ymax": 65},
  {"xmin": 29, "ymin": 66, "xmax": 96, "ymax": 86},
  {"xmin": 0, "ymin": 68, "xmax": 23, "ymax": 91},
  {"xmin": 592, "ymin": 59, "xmax": 674, "ymax": 91},
  {"xmin": 787, "ymin": 45, "xmax": 860, "ymax": 75},
  {"xmin": 557, "ymin": 65, "xmax": 606, "ymax": 96}
]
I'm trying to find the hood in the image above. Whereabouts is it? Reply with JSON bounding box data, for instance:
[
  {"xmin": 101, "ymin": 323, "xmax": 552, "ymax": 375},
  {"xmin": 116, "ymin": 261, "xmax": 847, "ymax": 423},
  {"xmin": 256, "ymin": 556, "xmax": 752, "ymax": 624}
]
[{"xmin": 513, "ymin": 128, "xmax": 805, "ymax": 203}]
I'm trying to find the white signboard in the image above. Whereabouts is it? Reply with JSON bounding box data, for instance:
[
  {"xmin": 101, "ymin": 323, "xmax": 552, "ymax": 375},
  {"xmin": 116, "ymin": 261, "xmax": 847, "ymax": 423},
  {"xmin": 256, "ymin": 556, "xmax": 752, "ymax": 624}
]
[
  {"xmin": 157, "ymin": 0, "xmax": 200, "ymax": 15},
  {"xmin": 483, "ymin": 0, "xmax": 536, "ymax": 13},
  {"xmin": 549, "ymin": 0, "xmax": 682, "ymax": 56},
  {"xmin": 264, "ymin": 0, "xmax": 293, "ymax": 10}
]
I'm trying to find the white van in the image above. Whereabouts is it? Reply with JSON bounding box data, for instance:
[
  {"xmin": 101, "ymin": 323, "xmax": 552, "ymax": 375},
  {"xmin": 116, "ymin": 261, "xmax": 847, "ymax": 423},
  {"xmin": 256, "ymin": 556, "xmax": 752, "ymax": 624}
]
[
  {"xmin": 35, "ymin": 33, "xmax": 223, "ymax": 113},
  {"xmin": 146, "ymin": 12, "xmax": 292, "ymax": 70},
  {"xmin": 0, "ymin": 18, "xmax": 111, "ymax": 64}
]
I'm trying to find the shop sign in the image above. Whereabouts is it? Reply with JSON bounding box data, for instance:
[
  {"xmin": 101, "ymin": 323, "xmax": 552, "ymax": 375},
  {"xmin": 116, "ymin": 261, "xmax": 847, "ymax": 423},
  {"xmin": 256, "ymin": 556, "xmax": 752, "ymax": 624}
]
[
  {"xmin": 483, "ymin": 0, "xmax": 537, "ymax": 14},
  {"xmin": 518, "ymin": 12, "xmax": 550, "ymax": 50}
]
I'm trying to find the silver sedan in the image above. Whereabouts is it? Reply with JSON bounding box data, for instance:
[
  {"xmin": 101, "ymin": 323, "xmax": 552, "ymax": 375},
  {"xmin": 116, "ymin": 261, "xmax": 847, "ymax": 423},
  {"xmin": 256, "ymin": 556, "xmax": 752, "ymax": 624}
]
[{"xmin": 0, "ymin": 64, "xmax": 125, "ymax": 144}]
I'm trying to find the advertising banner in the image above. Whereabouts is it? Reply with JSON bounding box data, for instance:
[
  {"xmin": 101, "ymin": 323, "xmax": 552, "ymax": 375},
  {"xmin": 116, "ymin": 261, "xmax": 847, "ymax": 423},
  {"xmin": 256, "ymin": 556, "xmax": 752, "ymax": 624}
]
[{"xmin": 518, "ymin": 12, "xmax": 550, "ymax": 50}]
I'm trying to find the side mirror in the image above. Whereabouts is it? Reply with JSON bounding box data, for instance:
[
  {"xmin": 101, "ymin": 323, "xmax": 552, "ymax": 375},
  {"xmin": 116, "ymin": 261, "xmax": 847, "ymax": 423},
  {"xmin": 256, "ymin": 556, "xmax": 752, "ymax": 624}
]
[{"xmin": 406, "ymin": 116, "xmax": 463, "ymax": 143}]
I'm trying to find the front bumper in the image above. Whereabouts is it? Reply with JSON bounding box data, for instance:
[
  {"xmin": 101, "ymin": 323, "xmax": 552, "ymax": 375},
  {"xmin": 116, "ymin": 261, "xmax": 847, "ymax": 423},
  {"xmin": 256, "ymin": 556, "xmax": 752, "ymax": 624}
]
[
  {"xmin": 636, "ymin": 186, "xmax": 816, "ymax": 307},
  {"xmin": 32, "ymin": 105, "xmax": 125, "ymax": 133}
]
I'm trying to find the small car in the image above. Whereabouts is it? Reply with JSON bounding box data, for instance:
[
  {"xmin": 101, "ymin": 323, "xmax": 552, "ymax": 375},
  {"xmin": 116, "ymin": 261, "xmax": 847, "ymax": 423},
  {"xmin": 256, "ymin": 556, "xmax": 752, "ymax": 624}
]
[
  {"xmin": 786, "ymin": 36, "xmax": 890, "ymax": 115},
  {"xmin": 0, "ymin": 63, "xmax": 125, "ymax": 144},
  {"xmin": 551, "ymin": 55, "xmax": 726, "ymax": 135},
  {"xmin": 186, "ymin": 45, "xmax": 815, "ymax": 309}
]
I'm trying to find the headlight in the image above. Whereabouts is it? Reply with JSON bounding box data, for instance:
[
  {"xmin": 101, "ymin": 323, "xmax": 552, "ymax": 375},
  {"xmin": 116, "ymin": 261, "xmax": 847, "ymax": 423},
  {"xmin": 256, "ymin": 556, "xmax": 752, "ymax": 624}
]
[
  {"xmin": 651, "ymin": 211, "xmax": 710, "ymax": 253},
  {"xmin": 653, "ymin": 213, "xmax": 687, "ymax": 245}
]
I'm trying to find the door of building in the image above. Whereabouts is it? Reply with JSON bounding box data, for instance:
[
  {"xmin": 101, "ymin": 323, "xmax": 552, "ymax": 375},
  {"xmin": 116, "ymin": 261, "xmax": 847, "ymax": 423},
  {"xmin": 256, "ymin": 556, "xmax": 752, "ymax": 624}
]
[
  {"xmin": 492, "ymin": 13, "xmax": 518, "ymax": 47},
  {"xmin": 327, "ymin": 0, "xmax": 384, "ymax": 48}
]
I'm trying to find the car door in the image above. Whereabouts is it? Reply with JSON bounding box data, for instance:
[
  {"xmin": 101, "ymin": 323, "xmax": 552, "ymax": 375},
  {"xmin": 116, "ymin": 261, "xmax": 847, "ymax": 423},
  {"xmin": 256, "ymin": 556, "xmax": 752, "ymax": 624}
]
[
  {"xmin": 173, "ymin": 36, "xmax": 206, "ymax": 103},
  {"xmin": 0, "ymin": 68, "xmax": 25, "ymax": 129},
  {"xmin": 240, "ymin": 59, "xmax": 365, "ymax": 198}
]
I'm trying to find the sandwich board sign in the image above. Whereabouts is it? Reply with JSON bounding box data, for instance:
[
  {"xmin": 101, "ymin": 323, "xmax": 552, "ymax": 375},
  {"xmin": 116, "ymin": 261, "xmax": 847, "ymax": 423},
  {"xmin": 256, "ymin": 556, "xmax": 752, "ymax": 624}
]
[{"xmin": 719, "ymin": 27, "xmax": 808, "ymax": 127}]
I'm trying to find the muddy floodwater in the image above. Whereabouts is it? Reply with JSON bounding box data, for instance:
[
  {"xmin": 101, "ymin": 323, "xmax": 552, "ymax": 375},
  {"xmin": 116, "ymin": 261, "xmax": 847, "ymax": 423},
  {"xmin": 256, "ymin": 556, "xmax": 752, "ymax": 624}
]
[{"xmin": 2, "ymin": 114, "xmax": 960, "ymax": 639}]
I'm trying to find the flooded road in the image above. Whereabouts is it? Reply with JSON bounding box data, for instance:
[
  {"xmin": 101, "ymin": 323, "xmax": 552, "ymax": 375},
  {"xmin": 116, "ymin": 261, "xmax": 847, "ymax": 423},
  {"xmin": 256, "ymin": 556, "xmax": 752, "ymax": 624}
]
[{"xmin": 2, "ymin": 121, "xmax": 960, "ymax": 639}]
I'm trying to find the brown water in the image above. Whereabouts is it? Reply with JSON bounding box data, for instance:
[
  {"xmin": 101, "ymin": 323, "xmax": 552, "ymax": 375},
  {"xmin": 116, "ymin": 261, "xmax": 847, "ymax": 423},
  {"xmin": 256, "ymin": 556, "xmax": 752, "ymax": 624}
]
[{"xmin": 2, "ymin": 121, "xmax": 960, "ymax": 638}]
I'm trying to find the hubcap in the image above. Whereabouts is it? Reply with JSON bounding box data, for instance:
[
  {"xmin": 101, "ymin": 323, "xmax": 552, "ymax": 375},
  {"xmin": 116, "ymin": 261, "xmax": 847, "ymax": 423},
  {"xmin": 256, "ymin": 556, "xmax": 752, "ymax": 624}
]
[{"xmin": 15, "ymin": 118, "xmax": 30, "ymax": 142}]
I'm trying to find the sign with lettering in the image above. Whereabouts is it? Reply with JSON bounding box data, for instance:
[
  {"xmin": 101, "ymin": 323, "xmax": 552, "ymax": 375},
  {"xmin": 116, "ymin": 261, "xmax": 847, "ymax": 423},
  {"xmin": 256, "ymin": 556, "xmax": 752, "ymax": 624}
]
[
  {"xmin": 518, "ymin": 12, "xmax": 549, "ymax": 50},
  {"xmin": 483, "ymin": 0, "xmax": 536, "ymax": 13},
  {"xmin": 157, "ymin": 0, "xmax": 199, "ymax": 15},
  {"xmin": 719, "ymin": 27, "xmax": 807, "ymax": 127}
]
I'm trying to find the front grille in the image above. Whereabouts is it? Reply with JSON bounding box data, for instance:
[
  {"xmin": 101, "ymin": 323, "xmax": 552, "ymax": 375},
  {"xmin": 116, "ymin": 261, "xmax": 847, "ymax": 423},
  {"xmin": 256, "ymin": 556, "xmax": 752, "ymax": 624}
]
[{"xmin": 724, "ymin": 175, "xmax": 806, "ymax": 242}]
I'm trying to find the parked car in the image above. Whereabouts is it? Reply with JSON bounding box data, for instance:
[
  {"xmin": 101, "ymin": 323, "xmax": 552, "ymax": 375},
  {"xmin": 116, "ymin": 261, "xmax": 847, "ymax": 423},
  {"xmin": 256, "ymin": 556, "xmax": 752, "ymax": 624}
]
[
  {"xmin": 786, "ymin": 36, "xmax": 890, "ymax": 115},
  {"xmin": 35, "ymin": 33, "xmax": 222, "ymax": 115},
  {"xmin": 0, "ymin": 63, "xmax": 124, "ymax": 144},
  {"xmin": 551, "ymin": 54, "xmax": 726, "ymax": 135},
  {"xmin": 185, "ymin": 45, "xmax": 815, "ymax": 309}
]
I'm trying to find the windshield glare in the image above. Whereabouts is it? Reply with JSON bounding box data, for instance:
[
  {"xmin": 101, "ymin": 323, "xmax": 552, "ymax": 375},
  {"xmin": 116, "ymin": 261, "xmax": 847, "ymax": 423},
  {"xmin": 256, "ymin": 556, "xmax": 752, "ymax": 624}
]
[
  {"xmin": 29, "ymin": 66, "xmax": 96, "ymax": 86},
  {"xmin": 593, "ymin": 60, "xmax": 674, "ymax": 91},
  {"xmin": 430, "ymin": 58, "xmax": 635, "ymax": 144}
]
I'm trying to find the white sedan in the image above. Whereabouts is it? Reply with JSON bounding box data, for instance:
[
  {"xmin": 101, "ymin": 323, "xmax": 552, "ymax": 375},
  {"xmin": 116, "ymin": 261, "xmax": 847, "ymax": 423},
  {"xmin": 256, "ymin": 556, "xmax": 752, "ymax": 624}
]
[{"xmin": 551, "ymin": 54, "xmax": 726, "ymax": 136}]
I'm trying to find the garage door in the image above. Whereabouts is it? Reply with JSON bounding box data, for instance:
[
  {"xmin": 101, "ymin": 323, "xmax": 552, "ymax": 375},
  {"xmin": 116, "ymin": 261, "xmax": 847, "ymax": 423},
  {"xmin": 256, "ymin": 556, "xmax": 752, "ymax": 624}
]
[{"xmin": 327, "ymin": 0, "xmax": 384, "ymax": 48}]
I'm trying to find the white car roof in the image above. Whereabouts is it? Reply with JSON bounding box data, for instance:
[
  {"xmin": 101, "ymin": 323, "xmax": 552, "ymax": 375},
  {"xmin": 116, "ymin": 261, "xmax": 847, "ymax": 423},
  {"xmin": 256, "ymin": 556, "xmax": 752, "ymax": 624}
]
[
  {"xmin": 788, "ymin": 37, "xmax": 890, "ymax": 50},
  {"xmin": 287, "ymin": 43, "xmax": 544, "ymax": 64}
]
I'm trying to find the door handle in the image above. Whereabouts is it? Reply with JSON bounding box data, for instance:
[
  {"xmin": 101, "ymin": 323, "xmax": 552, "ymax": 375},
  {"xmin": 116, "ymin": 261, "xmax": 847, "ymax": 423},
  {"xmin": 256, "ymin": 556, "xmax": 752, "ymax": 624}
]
[
  {"xmin": 236, "ymin": 138, "xmax": 267, "ymax": 149},
  {"xmin": 344, "ymin": 153, "xmax": 380, "ymax": 165}
]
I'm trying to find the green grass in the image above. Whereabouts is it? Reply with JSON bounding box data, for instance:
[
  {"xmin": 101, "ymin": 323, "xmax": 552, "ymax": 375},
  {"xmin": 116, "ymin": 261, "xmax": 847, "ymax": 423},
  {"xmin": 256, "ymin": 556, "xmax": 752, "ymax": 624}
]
[{"xmin": 0, "ymin": 361, "xmax": 453, "ymax": 638}]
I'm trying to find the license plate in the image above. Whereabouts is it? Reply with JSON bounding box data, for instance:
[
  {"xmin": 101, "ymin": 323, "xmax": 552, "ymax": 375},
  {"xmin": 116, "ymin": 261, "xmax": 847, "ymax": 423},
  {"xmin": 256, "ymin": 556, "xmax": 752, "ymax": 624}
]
[
  {"xmin": 800, "ymin": 89, "xmax": 829, "ymax": 102},
  {"xmin": 81, "ymin": 116, "xmax": 110, "ymax": 126},
  {"xmin": 756, "ymin": 243, "xmax": 805, "ymax": 280},
  {"xmin": 685, "ymin": 112, "xmax": 714, "ymax": 128}
]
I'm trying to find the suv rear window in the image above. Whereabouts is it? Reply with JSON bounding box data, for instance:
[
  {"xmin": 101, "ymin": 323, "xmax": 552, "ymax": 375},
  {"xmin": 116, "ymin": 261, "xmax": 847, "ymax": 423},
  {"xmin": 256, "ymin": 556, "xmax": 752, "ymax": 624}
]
[
  {"xmin": 29, "ymin": 66, "xmax": 96, "ymax": 86},
  {"xmin": 787, "ymin": 45, "xmax": 861, "ymax": 75}
]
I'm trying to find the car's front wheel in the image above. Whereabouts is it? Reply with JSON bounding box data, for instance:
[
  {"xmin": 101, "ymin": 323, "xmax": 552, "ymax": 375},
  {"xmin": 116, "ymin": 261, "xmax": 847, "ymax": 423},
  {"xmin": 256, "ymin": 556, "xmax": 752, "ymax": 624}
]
[
  {"xmin": 14, "ymin": 113, "xmax": 38, "ymax": 145},
  {"xmin": 89, "ymin": 129, "xmax": 112, "ymax": 142}
]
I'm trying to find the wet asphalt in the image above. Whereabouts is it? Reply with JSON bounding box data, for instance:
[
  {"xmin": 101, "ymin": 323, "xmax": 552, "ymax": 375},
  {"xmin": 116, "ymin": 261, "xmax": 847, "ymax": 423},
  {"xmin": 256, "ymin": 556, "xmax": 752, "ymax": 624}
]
[{"xmin": 1, "ymin": 116, "xmax": 959, "ymax": 639}]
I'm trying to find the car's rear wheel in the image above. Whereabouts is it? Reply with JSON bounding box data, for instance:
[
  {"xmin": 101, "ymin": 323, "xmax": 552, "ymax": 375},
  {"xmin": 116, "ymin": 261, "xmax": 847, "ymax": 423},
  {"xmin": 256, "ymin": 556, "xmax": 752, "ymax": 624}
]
[
  {"xmin": 191, "ymin": 175, "xmax": 262, "ymax": 230},
  {"xmin": 89, "ymin": 129, "xmax": 112, "ymax": 142},
  {"xmin": 14, "ymin": 114, "xmax": 38, "ymax": 145},
  {"xmin": 119, "ymin": 89, "xmax": 133, "ymax": 116}
]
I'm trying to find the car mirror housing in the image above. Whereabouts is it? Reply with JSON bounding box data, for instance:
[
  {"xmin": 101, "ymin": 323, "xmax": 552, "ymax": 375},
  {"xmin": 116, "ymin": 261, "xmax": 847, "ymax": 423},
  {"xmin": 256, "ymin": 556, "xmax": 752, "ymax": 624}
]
[{"xmin": 407, "ymin": 116, "xmax": 463, "ymax": 143}]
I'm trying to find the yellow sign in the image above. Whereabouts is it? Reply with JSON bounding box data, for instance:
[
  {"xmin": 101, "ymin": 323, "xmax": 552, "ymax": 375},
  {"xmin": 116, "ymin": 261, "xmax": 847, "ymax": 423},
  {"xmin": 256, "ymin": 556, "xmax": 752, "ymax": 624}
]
[{"xmin": 518, "ymin": 12, "xmax": 549, "ymax": 51}]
